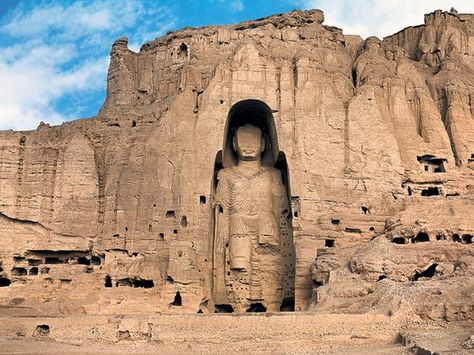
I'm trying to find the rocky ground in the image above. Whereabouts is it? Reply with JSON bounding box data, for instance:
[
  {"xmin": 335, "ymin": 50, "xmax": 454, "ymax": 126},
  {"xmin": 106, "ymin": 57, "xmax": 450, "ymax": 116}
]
[{"xmin": 0, "ymin": 314, "xmax": 472, "ymax": 354}]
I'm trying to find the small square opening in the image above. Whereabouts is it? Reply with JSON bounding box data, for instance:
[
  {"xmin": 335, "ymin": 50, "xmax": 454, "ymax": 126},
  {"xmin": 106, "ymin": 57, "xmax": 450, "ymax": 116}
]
[{"xmin": 325, "ymin": 239, "xmax": 335, "ymax": 247}]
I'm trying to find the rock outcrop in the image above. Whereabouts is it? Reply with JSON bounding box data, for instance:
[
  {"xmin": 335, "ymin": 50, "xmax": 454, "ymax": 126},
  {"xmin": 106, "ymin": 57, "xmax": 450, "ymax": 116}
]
[{"xmin": 0, "ymin": 8, "xmax": 472, "ymax": 322}]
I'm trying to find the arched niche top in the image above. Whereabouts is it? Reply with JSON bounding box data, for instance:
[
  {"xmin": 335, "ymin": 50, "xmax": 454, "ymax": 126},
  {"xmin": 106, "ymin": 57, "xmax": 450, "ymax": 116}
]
[{"xmin": 222, "ymin": 99, "xmax": 279, "ymax": 168}]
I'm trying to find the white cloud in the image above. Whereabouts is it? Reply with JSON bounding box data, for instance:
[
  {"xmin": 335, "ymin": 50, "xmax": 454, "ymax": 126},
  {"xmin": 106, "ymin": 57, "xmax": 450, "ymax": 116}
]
[
  {"xmin": 230, "ymin": 0, "xmax": 244, "ymax": 12},
  {"xmin": 300, "ymin": 0, "xmax": 474, "ymax": 38},
  {"xmin": 0, "ymin": 0, "xmax": 176, "ymax": 131}
]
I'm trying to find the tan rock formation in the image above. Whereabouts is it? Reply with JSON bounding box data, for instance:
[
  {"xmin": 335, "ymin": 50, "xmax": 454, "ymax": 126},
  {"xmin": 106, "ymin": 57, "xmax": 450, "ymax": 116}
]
[{"xmin": 0, "ymin": 8, "xmax": 473, "ymax": 351}]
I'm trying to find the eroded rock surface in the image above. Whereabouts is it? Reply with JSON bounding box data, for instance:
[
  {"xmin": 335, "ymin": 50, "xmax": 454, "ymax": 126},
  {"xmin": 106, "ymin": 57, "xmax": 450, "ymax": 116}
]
[{"xmin": 0, "ymin": 8, "xmax": 472, "ymax": 327}]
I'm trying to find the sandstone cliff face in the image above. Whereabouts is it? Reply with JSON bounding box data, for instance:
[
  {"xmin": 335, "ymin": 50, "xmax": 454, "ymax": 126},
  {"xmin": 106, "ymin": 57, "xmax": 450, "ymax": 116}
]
[{"xmin": 0, "ymin": 9, "xmax": 472, "ymax": 318}]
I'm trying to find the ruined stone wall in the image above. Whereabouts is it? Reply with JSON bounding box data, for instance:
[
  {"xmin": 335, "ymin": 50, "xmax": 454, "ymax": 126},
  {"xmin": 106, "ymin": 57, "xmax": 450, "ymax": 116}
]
[{"xmin": 0, "ymin": 9, "xmax": 472, "ymax": 317}]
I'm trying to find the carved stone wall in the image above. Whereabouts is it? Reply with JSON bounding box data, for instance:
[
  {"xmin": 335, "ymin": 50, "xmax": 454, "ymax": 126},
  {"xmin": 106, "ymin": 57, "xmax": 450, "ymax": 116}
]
[{"xmin": 0, "ymin": 9, "xmax": 472, "ymax": 318}]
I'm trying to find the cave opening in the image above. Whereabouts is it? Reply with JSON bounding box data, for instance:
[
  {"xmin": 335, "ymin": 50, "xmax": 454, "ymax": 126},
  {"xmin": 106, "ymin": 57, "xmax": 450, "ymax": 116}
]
[
  {"xmin": 421, "ymin": 187, "xmax": 440, "ymax": 197},
  {"xmin": 104, "ymin": 275, "xmax": 112, "ymax": 287},
  {"xmin": 77, "ymin": 257, "xmax": 90, "ymax": 265},
  {"xmin": 0, "ymin": 276, "xmax": 11, "ymax": 287},
  {"xmin": 177, "ymin": 43, "xmax": 188, "ymax": 59},
  {"xmin": 171, "ymin": 292, "xmax": 182, "ymax": 306},
  {"xmin": 133, "ymin": 278, "xmax": 154, "ymax": 288},
  {"xmin": 36, "ymin": 324, "xmax": 50, "ymax": 336},
  {"xmin": 412, "ymin": 263, "xmax": 438, "ymax": 281},
  {"xmin": 214, "ymin": 304, "xmax": 234, "ymax": 313},
  {"xmin": 45, "ymin": 257, "xmax": 62, "ymax": 264},
  {"xmin": 279, "ymin": 298, "xmax": 295, "ymax": 312},
  {"xmin": 11, "ymin": 267, "xmax": 27, "ymax": 276},
  {"xmin": 462, "ymin": 234, "xmax": 473, "ymax": 244},
  {"xmin": 392, "ymin": 237, "xmax": 406, "ymax": 244},
  {"xmin": 247, "ymin": 303, "xmax": 267, "ymax": 313},
  {"xmin": 29, "ymin": 267, "xmax": 38, "ymax": 275},
  {"xmin": 325, "ymin": 239, "xmax": 335, "ymax": 247},
  {"xmin": 412, "ymin": 232, "xmax": 430, "ymax": 243},
  {"xmin": 331, "ymin": 218, "xmax": 340, "ymax": 225}
]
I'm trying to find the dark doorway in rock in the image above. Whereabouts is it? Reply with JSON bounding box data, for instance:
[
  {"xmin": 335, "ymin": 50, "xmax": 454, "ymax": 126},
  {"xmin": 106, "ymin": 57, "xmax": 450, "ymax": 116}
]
[
  {"xmin": 412, "ymin": 263, "xmax": 438, "ymax": 281},
  {"xmin": 171, "ymin": 292, "xmax": 182, "ymax": 306},
  {"xmin": 29, "ymin": 267, "xmax": 38, "ymax": 275},
  {"xmin": 11, "ymin": 267, "xmax": 27, "ymax": 276},
  {"xmin": 421, "ymin": 187, "xmax": 440, "ymax": 197},
  {"xmin": 412, "ymin": 232, "xmax": 430, "ymax": 243},
  {"xmin": 392, "ymin": 237, "xmax": 406, "ymax": 244},
  {"xmin": 453, "ymin": 234, "xmax": 462, "ymax": 242},
  {"xmin": 279, "ymin": 298, "xmax": 295, "ymax": 312},
  {"xmin": 104, "ymin": 275, "xmax": 112, "ymax": 287},
  {"xmin": 247, "ymin": 303, "xmax": 267, "ymax": 313},
  {"xmin": 0, "ymin": 276, "xmax": 11, "ymax": 287},
  {"xmin": 177, "ymin": 43, "xmax": 188, "ymax": 59},
  {"xmin": 36, "ymin": 324, "xmax": 50, "ymax": 336},
  {"xmin": 134, "ymin": 278, "xmax": 154, "ymax": 288},
  {"xmin": 325, "ymin": 239, "xmax": 335, "ymax": 247},
  {"xmin": 77, "ymin": 257, "xmax": 90, "ymax": 265},
  {"xmin": 214, "ymin": 304, "xmax": 234, "ymax": 313},
  {"xmin": 462, "ymin": 234, "xmax": 473, "ymax": 244}
]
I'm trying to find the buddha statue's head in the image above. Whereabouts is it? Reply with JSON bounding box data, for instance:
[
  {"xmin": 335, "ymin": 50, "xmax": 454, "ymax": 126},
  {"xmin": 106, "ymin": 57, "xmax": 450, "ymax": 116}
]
[{"xmin": 232, "ymin": 124, "xmax": 265, "ymax": 162}]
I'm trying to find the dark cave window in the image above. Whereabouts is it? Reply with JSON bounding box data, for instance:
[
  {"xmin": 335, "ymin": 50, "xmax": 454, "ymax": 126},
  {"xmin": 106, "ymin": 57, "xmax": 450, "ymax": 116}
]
[
  {"xmin": 462, "ymin": 234, "xmax": 473, "ymax": 244},
  {"xmin": 133, "ymin": 279, "xmax": 154, "ymax": 288},
  {"xmin": 11, "ymin": 267, "xmax": 27, "ymax": 276},
  {"xmin": 177, "ymin": 43, "xmax": 188, "ymax": 59},
  {"xmin": 199, "ymin": 195, "xmax": 207, "ymax": 204},
  {"xmin": 247, "ymin": 303, "xmax": 266, "ymax": 313},
  {"xmin": 166, "ymin": 210, "xmax": 176, "ymax": 218},
  {"xmin": 325, "ymin": 239, "xmax": 335, "ymax": 248},
  {"xmin": 77, "ymin": 257, "xmax": 90, "ymax": 265},
  {"xmin": 0, "ymin": 276, "xmax": 11, "ymax": 287},
  {"xmin": 36, "ymin": 324, "xmax": 50, "ymax": 336},
  {"xmin": 412, "ymin": 264, "xmax": 438, "ymax": 281},
  {"xmin": 392, "ymin": 237, "xmax": 406, "ymax": 244},
  {"xmin": 44, "ymin": 257, "xmax": 62, "ymax": 264},
  {"xmin": 279, "ymin": 298, "xmax": 295, "ymax": 312},
  {"xmin": 171, "ymin": 292, "xmax": 182, "ymax": 306},
  {"xmin": 104, "ymin": 276, "xmax": 112, "ymax": 288},
  {"xmin": 29, "ymin": 267, "xmax": 39, "ymax": 275},
  {"xmin": 421, "ymin": 187, "xmax": 439, "ymax": 197},
  {"xmin": 214, "ymin": 304, "xmax": 234, "ymax": 313},
  {"xmin": 412, "ymin": 232, "xmax": 430, "ymax": 243}
]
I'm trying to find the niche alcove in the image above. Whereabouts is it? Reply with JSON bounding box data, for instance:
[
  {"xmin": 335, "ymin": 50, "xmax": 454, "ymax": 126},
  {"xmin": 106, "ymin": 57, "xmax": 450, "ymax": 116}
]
[{"xmin": 210, "ymin": 99, "xmax": 295, "ymax": 313}]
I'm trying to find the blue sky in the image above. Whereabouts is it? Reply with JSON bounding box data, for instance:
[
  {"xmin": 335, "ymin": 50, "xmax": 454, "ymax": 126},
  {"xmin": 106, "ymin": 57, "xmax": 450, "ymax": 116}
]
[{"xmin": 0, "ymin": 0, "xmax": 472, "ymax": 130}]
